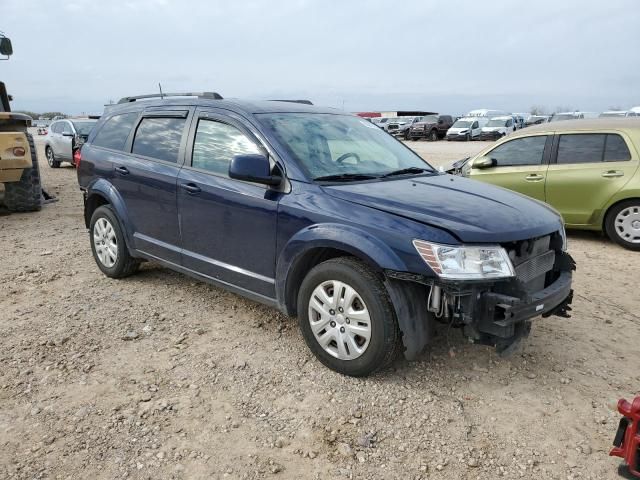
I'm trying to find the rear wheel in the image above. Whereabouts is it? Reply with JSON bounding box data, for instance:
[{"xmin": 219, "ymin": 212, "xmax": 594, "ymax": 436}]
[
  {"xmin": 297, "ymin": 257, "xmax": 401, "ymax": 376},
  {"xmin": 4, "ymin": 134, "xmax": 42, "ymax": 212},
  {"xmin": 89, "ymin": 205, "xmax": 140, "ymax": 278},
  {"xmin": 605, "ymin": 200, "xmax": 640, "ymax": 250},
  {"xmin": 45, "ymin": 146, "xmax": 60, "ymax": 168}
]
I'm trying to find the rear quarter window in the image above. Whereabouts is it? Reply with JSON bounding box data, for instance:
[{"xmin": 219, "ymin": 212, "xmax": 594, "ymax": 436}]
[
  {"xmin": 92, "ymin": 112, "xmax": 139, "ymax": 151},
  {"xmin": 131, "ymin": 117, "xmax": 186, "ymax": 163},
  {"xmin": 604, "ymin": 134, "xmax": 632, "ymax": 161}
]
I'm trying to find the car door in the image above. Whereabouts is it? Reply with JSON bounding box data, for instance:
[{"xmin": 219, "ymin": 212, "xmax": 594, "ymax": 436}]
[
  {"xmin": 470, "ymin": 120, "xmax": 480, "ymax": 139},
  {"xmin": 109, "ymin": 109, "xmax": 191, "ymax": 264},
  {"xmin": 58, "ymin": 121, "xmax": 75, "ymax": 160},
  {"xmin": 177, "ymin": 109, "xmax": 281, "ymax": 298},
  {"xmin": 49, "ymin": 122, "xmax": 62, "ymax": 155},
  {"xmin": 545, "ymin": 132, "xmax": 638, "ymax": 226},
  {"xmin": 468, "ymin": 135, "xmax": 551, "ymax": 201}
]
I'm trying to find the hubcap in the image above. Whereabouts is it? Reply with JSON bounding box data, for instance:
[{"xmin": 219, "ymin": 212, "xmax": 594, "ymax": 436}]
[
  {"xmin": 46, "ymin": 149, "xmax": 53, "ymax": 165},
  {"xmin": 308, "ymin": 280, "xmax": 372, "ymax": 360},
  {"xmin": 93, "ymin": 218, "xmax": 118, "ymax": 267},
  {"xmin": 615, "ymin": 206, "xmax": 640, "ymax": 244}
]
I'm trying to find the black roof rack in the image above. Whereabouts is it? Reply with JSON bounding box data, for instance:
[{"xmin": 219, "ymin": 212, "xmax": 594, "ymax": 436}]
[
  {"xmin": 269, "ymin": 99, "xmax": 313, "ymax": 105},
  {"xmin": 117, "ymin": 92, "xmax": 223, "ymax": 104}
]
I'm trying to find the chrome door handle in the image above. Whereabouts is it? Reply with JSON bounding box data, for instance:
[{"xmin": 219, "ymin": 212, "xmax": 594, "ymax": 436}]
[
  {"xmin": 115, "ymin": 166, "xmax": 130, "ymax": 175},
  {"xmin": 525, "ymin": 174, "xmax": 544, "ymax": 182},
  {"xmin": 602, "ymin": 171, "xmax": 624, "ymax": 178}
]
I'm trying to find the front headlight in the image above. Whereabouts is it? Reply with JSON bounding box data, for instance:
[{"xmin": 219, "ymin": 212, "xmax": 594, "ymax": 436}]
[
  {"xmin": 560, "ymin": 223, "xmax": 567, "ymax": 251},
  {"xmin": 413, "ymin": 240, "xmax": 515, "ymax": 280}
]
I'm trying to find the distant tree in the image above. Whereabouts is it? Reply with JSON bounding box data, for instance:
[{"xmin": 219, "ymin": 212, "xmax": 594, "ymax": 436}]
[
  {"xmin": 530, "ymin": 105, "xmax": 547, "ymax": 115},
  {"xmin": 40, "ymin": 112, "xmax": 67, "ymax": 119}
]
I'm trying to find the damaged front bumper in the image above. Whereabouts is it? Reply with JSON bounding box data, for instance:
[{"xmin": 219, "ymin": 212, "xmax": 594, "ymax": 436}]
[{"xmin": 386, "ymin": 245, "xmax": 575, "ymax": 359}]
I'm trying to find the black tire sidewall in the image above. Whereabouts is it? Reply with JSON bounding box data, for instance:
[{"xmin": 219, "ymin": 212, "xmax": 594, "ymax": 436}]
[
  {"xmin": 89, "ymin": 206, "xmax": 134, "ymax": 277},
  {"xmin": 46, "ymin": 146, "xmax": 59, "ymax": 168},
  {"xmin": 297, "ymin": 258, "xmax": 398, "ymax": 376},
  {"xmin": 605, "ymin": 200, "xmax": 640, "ymax": 251}
]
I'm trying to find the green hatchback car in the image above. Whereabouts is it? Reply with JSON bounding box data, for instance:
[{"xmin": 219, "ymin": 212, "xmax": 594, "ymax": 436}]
[{"xmin": 457, "ymin": 119, "xmax": 640, "ymax": 250}]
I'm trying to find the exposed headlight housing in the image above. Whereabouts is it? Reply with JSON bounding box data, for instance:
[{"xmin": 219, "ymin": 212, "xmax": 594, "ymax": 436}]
[
  {"xmin": 559, "ymin": 223, "xmax": 567, "ymax": 251},
  {"xmin": 413, "ymin": 240, "xmax": 515, "ymax": 280}
]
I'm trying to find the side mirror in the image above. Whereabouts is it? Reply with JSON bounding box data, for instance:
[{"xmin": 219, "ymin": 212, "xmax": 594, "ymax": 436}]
[
  {"xmin": 472, "ymin": 156, "xmax": 497, "ymax": 169},
  {"xmin": 229, "ymin": 154, "xmax": 282, "ymax": 186},
  {"xmin": 0, "ymin": 37, "xmax": 13, "ymax": 57}
]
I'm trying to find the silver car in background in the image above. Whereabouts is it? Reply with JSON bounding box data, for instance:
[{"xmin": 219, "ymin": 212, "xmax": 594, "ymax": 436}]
[{"xmin": 45, "ymin": 119, "xmax": 97, "ymax": 168}]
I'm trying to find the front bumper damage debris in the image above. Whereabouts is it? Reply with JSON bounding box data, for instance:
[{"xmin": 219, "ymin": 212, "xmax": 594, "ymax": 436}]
[{"xmin": 386, "ymin": 233, "xmax": 576, "ymax": 359}]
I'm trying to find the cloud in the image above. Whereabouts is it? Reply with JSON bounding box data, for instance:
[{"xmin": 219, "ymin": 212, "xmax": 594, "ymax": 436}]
[{"xmin": 3, "ymin": 0, "xmax": 639, "ymax": 114}]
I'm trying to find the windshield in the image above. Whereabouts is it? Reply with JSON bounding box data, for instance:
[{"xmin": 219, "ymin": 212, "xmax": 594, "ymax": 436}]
[
  {"xmin": 550, "ymin": 114, "xmax": 576, "ymax": 122},
  {"xmin": 452, "ymin": 120, "xmax": 471, "ymax": 128},
  {"xmin": 420, "ymin": 115, "xmax": 438, "ymax": 123},
  {"xmin": 258, "ymin": 113, "xmax": 434, "ymax": 180},
  {"xmin": 486, "ymin": 118, "xmax": 507, "ymax": 127},
  {"xmin": 72, "ymin": 121, "xmax": 97, "ymax": 135}
]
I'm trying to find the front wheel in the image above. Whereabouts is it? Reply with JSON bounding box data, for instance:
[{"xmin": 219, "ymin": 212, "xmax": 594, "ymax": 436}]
[
  {"xmin": 429, "ymin": 129, "xmax": 439, "ymax": 142},
  {"xmin": 89, "ymin": 205, "xmax": 140, "ymax": 277},
  {"xmin": 297, "ymin": 257, "xmax": 401, "ymax": 376},
  {"xmin": 605, "ymin": 200, "xmax": 640, "ymax": 250}
]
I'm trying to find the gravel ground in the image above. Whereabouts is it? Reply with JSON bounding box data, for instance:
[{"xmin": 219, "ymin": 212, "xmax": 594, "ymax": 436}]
[{"xmin": 0, "ymin": 133, "xmax": 638, "ymax": 479}]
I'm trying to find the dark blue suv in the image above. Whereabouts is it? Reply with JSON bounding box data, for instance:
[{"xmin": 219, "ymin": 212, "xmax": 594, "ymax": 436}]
[{"xmin": 77, "ymin": 93, "xmax": 574, "ymax": 376}]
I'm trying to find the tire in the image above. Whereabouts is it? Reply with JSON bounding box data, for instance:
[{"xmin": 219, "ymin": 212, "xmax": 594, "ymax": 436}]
[
  {"xmin": 45, "ymin": 146, "xmax": 60, "ymax": 168},
  {"xmin": 428, "ymin": 129, "xmax": 439, "ymax": 142},
  {"xmin": 604, "ymin": 200, "xmax": 640, "ymax": 251},
  {"xmin": 465, "ymin": 133, "xmax": 470, "ymax": 142},
  {"xmin": 297, "ymin": 257, "xmax": 401, "ymax": 376},
  {"xmin": 4, "ymin": 134, "xmax": 43, "ymax": 212},
  {"xmin": 89, "ymin": 205, "xmax": 140, "ymax": 278}
]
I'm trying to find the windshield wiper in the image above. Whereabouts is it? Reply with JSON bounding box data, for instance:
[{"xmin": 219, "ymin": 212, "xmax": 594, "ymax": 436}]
[
  {"xmin": 314, "ymin": 173, "xmax": 380, "ymax": 182},
  {"xmin": 380, "ymin": 167, "xmax": 432, "ymax": 178}
]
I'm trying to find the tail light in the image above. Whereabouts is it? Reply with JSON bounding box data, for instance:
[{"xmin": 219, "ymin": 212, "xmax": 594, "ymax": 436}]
[{"xmin": 73, "ymin": 148, "xmax": 82, "ymax": 167}]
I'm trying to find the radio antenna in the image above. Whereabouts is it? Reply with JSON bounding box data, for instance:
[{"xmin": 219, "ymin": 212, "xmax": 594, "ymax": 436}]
[{"xmin": 158, "ymin": 83, "xmax": 164, "ymax": 99}]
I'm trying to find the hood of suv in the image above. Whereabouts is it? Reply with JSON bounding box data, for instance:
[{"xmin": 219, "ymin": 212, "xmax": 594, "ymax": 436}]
[
  {"xmin": 322, "ymin": 175, "xmax": 561, "ymax": 243},
  {"xmin": 412, "ymin": 121, "xmax": 435, "ymax": 129}
]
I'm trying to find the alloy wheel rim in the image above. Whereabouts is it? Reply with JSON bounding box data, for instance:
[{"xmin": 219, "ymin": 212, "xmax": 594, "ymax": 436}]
[
  {"xmin": 615, "ymin": 206, "xmax": 640, "ymax": 244},
  {"xmin": 93, "ymin": 218, "xmax": 118, "ymax": 267},
  {"xmin": 308, "ymin": 280, "xmax": 372, "ymax": 360},
  {"xmin": 46, "ymin": 148, "xmax": 53, "ymax": 165}
]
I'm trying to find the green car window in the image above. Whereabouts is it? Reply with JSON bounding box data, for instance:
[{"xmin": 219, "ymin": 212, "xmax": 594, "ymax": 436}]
[
  {"xmin": 557, "ymin": 134, "xmax": 605, "ymax": 164},
  {"xmin": 604, "ymin": 134, "xmax": 631, "ymax": 162},
  {"xmin": 487, "ymin": 136, "xmax": 547, "ymax": 166}
]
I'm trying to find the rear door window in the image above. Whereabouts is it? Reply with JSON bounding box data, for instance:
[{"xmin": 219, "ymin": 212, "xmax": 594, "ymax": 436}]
[
  {"xmin": 92, "ymin": 112, "xmax": 139, "ymax": 151},
  {"xmin": 487, "ymin": 135, "xmax": 548, "ymax": 166},
  {"xmin": 556, "ymin": 134, "xmax": 606, "ymax": 164},
  {"xmin": 61, "ymin": 122, "xmax": 72, "ymax": 134},
  {"xmin": 131, "ymin": 117, "xmax": 186, "ymax": 163}
]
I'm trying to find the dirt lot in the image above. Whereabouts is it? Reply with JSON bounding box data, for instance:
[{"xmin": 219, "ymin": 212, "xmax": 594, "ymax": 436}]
[{"xmin": 0, "ymin": 134, "xmax": 638, "ymax": 480}]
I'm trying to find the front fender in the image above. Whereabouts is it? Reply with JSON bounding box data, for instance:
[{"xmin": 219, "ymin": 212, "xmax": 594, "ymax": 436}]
[
  {"xmin": 276, "ymin": 223, "xmax": 408, "ymax": 313},
  {"xmin": 85, "ymin": 178, "xmax": 135, "ymax": 251}
]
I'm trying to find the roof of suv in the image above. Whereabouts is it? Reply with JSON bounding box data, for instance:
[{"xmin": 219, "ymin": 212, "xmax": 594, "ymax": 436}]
[{"xmin": 104, "ymin": 98, "xmax": 342, "ymax": 116}]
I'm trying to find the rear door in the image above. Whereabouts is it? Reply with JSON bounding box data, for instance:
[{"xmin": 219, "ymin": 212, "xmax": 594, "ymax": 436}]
[
  {"xmin": 177, "ymin": 109, "xmax": 281, "ymax": 298},
  {"xmin": 468, "ymin": 135, "xmax": 550, "ymax": 201},
  {"xmin": 109, "ymin": 109, "xmax": 192, "ymax": 263},
  {"xmin": 545, "ymin": 132, "xmax": 639, "ymax": 226}
]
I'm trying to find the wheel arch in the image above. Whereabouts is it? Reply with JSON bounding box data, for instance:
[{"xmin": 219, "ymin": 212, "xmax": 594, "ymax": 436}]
[
  {"xmin": 84, "ymin": 179, "xmax": 135, "ymax": 249},
  {"xmin": 276, "ymin": 224, "xmax": 407, "ymax": 316}
]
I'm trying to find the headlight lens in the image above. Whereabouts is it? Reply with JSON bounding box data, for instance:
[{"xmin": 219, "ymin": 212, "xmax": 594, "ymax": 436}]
[{"xmin": 413, "ymin": 240, "xmax": 515, "ymax": 280}]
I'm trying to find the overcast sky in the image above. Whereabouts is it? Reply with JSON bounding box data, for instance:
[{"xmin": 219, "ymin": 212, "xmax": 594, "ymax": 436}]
[{"xmin": 3, "ymin": 0, "xmax": 640, "ymax": 115}]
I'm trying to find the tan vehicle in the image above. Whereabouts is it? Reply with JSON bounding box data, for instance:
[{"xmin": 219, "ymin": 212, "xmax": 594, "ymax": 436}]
[{"xmin": 0, "ymin": 33, "xmax": 42, "ymax": 212}]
